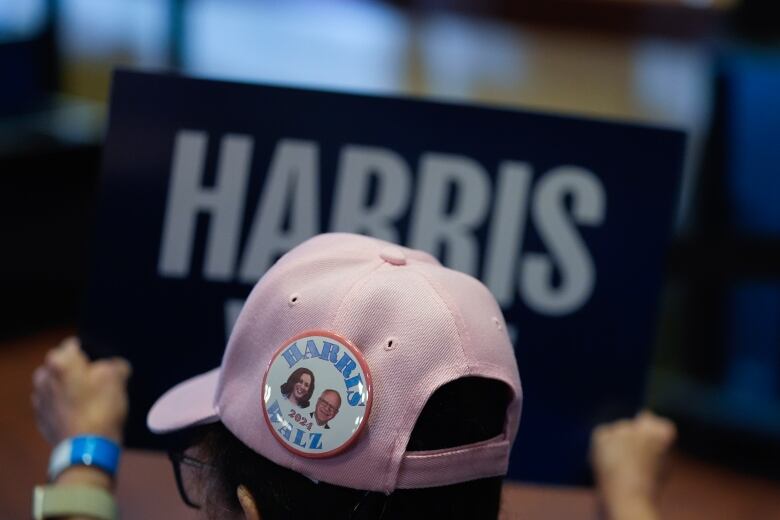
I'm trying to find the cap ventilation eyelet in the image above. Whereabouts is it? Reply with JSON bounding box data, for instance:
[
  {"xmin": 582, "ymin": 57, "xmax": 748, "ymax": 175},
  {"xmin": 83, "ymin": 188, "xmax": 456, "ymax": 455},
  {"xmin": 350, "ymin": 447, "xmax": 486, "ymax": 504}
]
[
  {"xmin": 384, "ymin": 337, "xmax": 397, "ymax": 351},
  {"xmin": 288, "ymin": 293, "xmax": 300, "ymax": 307}
]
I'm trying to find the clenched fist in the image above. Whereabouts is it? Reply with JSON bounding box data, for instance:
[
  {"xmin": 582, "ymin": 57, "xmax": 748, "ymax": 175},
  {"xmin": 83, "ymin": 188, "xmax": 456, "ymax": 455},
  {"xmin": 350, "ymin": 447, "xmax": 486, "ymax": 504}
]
[
  {"xmin": 590, "ymin": 410, "xmax": 676, "ymax": 520},
  {"xmin": 32, "ymin": 337, "xmax": 132, "ymax": 446}
]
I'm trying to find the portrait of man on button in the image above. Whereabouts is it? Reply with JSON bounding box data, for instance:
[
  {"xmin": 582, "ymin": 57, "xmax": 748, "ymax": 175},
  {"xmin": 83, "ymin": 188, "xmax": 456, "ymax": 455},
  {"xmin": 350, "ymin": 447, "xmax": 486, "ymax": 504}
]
[{"xmin": 311, "ymin": 389, "xmax": 341, "ymax": 429}]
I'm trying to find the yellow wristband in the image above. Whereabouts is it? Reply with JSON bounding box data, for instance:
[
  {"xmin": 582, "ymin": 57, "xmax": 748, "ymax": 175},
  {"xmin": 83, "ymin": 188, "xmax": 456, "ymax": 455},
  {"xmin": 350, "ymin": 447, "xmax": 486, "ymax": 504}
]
[{"xmin": 33, "ymin": 484, "xmax": 119, "ymax": 520}]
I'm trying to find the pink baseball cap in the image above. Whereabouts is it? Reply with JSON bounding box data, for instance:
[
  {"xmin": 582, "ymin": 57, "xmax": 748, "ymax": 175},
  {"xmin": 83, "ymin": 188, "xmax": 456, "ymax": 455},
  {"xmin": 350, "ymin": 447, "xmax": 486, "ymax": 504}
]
[{"xmin": 148, "ymin": 233, "xmax": 522, "ymax": 492}]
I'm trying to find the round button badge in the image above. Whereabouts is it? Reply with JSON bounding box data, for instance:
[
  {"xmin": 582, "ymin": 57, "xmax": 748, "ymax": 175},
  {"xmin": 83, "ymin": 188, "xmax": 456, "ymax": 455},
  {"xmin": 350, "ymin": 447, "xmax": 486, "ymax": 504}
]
[{"xmin": 261, "ymin": 330, "xmax": 373, "ymax": 458}]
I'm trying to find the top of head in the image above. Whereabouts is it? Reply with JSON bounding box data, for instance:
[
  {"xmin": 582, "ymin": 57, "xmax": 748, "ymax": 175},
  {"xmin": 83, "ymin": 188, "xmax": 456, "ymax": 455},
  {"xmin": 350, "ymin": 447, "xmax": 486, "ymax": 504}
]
[{"xmin": 149, "ymin": 233, "xmax": 522, "ymax": 493}]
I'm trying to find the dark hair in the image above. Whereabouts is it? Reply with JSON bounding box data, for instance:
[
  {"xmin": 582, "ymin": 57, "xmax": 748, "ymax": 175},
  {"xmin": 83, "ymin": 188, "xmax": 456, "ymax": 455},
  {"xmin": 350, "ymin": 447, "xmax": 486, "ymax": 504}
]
[
  {"xmin": 194, "ymin": 377, "xmax": 511, "ymax": 519},
  {"xmin": 279, "ymin": 367, "xmax": 315, "ymax": 408}
]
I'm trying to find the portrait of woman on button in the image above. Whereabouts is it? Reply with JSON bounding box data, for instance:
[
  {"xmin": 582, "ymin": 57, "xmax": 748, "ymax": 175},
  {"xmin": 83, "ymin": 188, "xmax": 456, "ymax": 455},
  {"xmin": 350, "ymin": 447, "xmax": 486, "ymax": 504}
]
[{"xmin": 280, "ymin": 367, "xmax": 315, "ymax": 408}]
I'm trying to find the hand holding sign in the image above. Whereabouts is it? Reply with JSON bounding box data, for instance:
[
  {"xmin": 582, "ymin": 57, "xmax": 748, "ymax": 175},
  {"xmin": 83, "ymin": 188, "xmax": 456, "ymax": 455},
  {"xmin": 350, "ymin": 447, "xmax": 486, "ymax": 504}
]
[
  {"xmin": 590, "ymin": 411, "xmax": 677, "ymax": 520},
  {"xmin": 32, "ymin": 337, "xmax": 131, "ymax": 445}
]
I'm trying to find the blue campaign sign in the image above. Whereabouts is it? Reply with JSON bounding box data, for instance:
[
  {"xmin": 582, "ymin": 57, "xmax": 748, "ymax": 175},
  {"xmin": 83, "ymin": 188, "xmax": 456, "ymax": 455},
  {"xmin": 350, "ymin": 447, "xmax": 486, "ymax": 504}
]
[{"xmin": 82, "ymin": 70, "xmax": 685, "ymax": 485}]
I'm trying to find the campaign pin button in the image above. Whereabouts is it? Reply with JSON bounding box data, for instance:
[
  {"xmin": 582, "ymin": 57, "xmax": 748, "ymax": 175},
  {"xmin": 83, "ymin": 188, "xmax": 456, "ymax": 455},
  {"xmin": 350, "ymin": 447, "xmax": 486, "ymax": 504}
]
[{"xmin": 261, "ymin": 330, "xmax": 373, "ymax": 458}]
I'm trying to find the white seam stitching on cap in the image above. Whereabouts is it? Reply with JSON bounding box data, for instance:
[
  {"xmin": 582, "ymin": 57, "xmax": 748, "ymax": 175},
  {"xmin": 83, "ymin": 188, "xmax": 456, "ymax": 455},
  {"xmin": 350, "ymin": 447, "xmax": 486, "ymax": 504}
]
[
  {"xmin": 330, "ymin": 259, "xmax": 386, "ymax": 329},
  {"xmin": 407, "ymin": 265, "xmax": 472, "ymax": 371},
  {"xmin": 471, "ymin": 362, "xmax": 524, "ymax": 414},
  {"xmin": 386, "ymin": 267, "xmax": 474, "ymax": 489},
  {"xmin": 467, "ymin": 362, "xmax": 523, "ymax": 442},
  {"xmin": 391, "ymin": 374, "xmax": 471, "ymax": 490},
  {"xmin": 396, "ymin": 440, "xmax": 510, "ymax": 488},
  {"xmin": 399, "ymin": 462, "xmax": 507, "ymax": 489},
  {"xmin": 402, "ymin": 435, "xmax": 509, "ymax": 459},
  {"xmin": 328, "ymin": 257, "xmax": 397, "ymax": 492},
  {"xmin": 386, "ymin": 431, "xmax": 404, "ymax": 492},
  {"xmin": 384, "ymin": 270, "xmax": 482, "ymax": 487}
]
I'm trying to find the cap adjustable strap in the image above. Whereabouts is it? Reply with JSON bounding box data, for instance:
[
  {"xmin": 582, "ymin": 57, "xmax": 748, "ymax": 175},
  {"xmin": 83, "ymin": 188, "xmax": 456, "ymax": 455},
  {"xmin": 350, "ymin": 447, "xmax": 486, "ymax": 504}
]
[{"xmin": 395, "ymin": 436, "xmax": 510, "ymax": 489}]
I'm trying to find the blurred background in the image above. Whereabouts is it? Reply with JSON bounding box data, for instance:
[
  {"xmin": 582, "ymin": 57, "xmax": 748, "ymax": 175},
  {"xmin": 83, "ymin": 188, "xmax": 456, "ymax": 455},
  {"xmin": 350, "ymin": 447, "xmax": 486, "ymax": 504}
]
[{"xmin": 2, "ymin": 0, "xmax": 779, "ymax": 517}]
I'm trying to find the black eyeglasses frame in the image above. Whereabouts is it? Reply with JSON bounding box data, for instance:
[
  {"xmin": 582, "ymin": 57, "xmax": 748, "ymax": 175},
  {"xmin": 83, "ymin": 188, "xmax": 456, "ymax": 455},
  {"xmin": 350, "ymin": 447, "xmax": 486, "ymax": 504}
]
[{"xmin": 167, "ymin": 450, "xmax": 214, "ymax": 510}]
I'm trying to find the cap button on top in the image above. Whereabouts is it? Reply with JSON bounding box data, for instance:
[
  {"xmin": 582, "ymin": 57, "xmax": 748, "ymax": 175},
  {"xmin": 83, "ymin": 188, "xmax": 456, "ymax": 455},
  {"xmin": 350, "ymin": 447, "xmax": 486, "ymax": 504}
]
[{"xmin": 379, "ymin": 246, "xmax": 406, "ymax": 266}]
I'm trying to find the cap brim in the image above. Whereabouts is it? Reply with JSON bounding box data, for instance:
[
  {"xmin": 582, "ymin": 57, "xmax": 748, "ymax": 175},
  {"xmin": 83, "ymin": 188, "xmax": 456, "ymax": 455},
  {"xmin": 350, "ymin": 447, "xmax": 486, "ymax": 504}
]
[{"xmin": 147, "ymin": 368, "xmax": 221, "ymax": 434}]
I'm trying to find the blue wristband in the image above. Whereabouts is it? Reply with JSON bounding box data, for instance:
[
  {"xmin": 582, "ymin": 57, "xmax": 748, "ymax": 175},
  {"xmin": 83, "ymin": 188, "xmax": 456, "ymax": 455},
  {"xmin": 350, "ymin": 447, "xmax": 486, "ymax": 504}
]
[{"xmin": 48, "ymin": 436, "xmax": 121, "ymax": 481}]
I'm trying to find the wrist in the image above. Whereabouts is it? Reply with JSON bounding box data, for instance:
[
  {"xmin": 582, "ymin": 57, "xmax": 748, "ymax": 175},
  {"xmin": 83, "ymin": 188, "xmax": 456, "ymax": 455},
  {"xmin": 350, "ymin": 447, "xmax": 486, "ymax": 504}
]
[
  {"xmin": 66, "ymin": 425, "xmax": 124, "ymax": 445},
  {"xmin": 602, "ymin": 493, "xmax": 658, "ymax": 520},
  {"xmin": 55, "ymin": 465, "xmax": 113, "ymax": 490}
]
